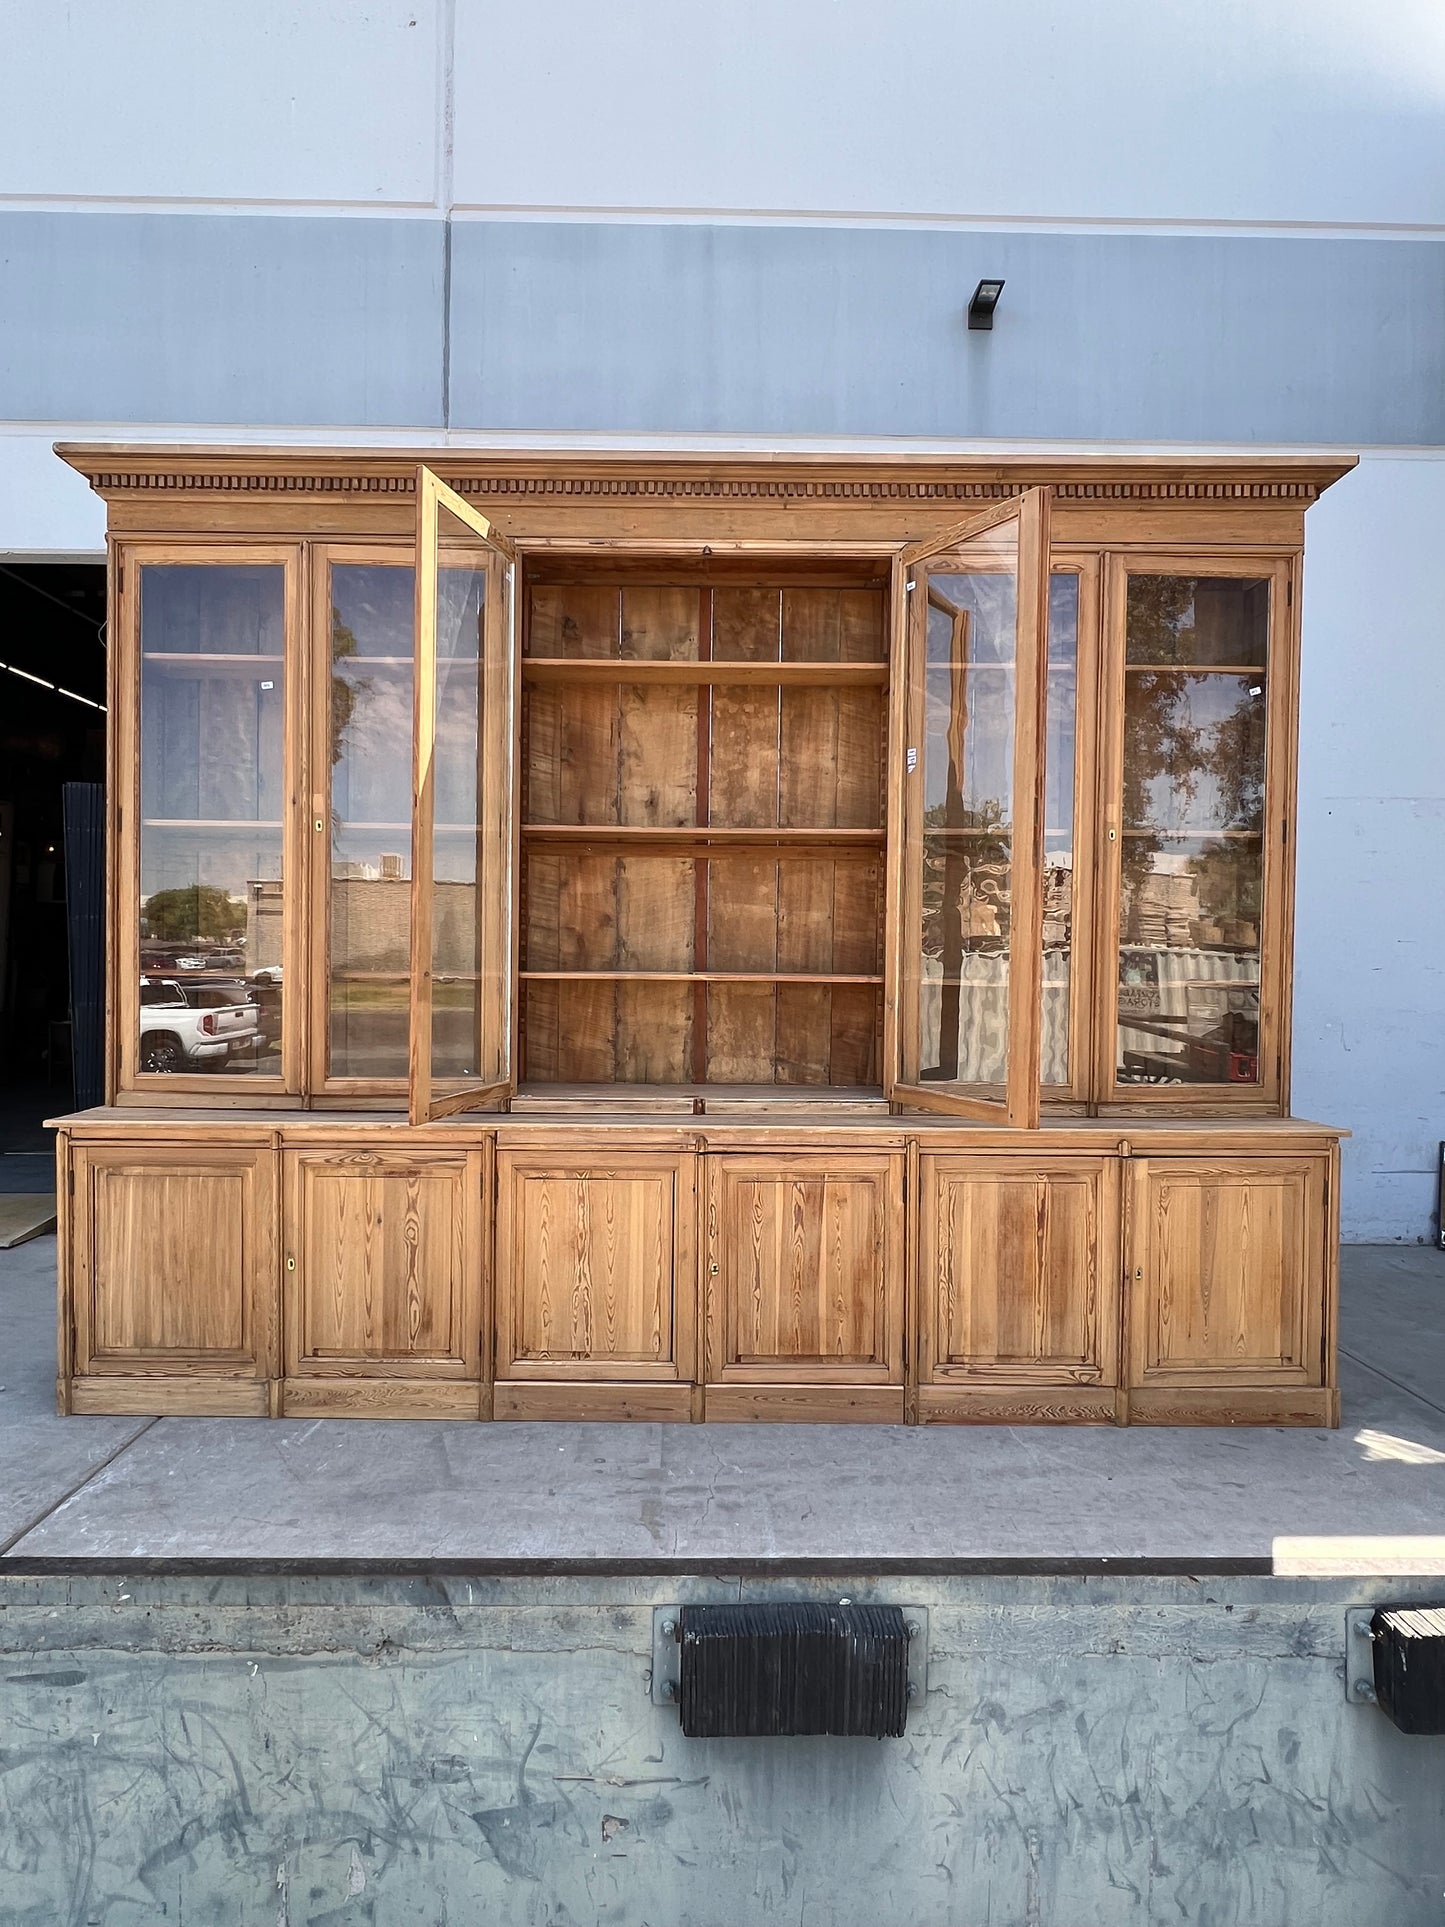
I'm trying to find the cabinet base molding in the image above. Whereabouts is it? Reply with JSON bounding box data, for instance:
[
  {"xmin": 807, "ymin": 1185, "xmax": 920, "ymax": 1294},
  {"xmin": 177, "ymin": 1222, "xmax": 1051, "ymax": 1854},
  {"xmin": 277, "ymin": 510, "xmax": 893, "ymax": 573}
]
[
  {"xmin": 916, "ymin": 1385, "xmax": 1119, "ymax": 1425},
  {"xmin": 704, "ymin": 1385, "xmax": 906, "ymax": 1424},
  {"xmin": 1126, "ymin": 1386, "xmax": 1338, "ymax": 1427},
  {"xmin": 280, "ymin": 1378, "xmax": 482, "ymax": 1420},
  {"xmin": 69, "ymin": 1374, "xmax": 268, "ymax": 1418},
  {"xmin": 494, "ymin": 1382, "xmax": 694, "ymax": 1423}
]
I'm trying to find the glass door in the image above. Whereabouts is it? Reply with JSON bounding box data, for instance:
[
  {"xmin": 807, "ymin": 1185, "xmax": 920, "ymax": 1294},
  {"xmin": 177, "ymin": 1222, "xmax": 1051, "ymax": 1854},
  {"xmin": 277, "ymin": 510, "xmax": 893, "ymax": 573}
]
[
  {"xmin": 892, "ymin": 489, "xmax": 1051, "ymax": 1127},
  {"xmin": 124, "ymin": 547, "xmax": 300, "ymax": 1095},
  {"xmin": 1098, "ymin": 556, "xmax": 1292, "ymax": 1110},
  {"xmin": 408, "ymin": 468, "xmax": 517, "ymax": 1124}
]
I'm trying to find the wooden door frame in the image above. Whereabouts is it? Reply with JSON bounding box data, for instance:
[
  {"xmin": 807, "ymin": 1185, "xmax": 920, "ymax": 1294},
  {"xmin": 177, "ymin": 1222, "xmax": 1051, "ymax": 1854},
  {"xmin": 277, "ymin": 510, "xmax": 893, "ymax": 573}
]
[
  {"xmin": 891, "ymin": 488, "xmax": 1052, "ymax": 1127},
  {"xmin": 113, "ymin": 541, "xmax": 306, "ymax": 1106},
  {"xmin": 1093, "ymin": 553, "xmax": 1298, "ymax": 1116},
  {"xmin": 409, "ymin": 468, "xmax": 517, "ymax": 1124}
]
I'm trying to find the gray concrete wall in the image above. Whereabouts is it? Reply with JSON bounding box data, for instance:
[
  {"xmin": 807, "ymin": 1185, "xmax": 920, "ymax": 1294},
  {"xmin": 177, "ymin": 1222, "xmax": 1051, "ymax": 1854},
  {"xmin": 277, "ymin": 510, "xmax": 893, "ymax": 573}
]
[{"xmin": 1, "ymin": 1570, "xmax": 1442, "ymax": 1925}]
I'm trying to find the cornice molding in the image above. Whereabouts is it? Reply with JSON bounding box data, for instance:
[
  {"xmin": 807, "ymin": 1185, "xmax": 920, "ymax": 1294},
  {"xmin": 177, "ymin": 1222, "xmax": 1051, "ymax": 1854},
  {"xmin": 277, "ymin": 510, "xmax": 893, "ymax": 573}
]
[{"xmin": 54, "ymin": 444, "xmax": 1356, "ymax": 505}]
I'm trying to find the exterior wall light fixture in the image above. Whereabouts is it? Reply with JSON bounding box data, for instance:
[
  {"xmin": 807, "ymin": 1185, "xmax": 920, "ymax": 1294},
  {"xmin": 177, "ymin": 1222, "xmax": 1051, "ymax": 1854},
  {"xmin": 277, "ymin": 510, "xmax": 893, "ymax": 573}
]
[{"xmin": 967, "ymin": 279, "xmax": 1005, "ymax": 330}]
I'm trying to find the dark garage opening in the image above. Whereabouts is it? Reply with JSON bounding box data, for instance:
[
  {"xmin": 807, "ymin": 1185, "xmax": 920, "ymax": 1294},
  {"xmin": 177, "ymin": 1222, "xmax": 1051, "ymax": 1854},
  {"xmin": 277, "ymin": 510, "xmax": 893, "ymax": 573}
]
[{"xmin": 0, "ymin": 562, "xmax": 106, "ymax": 1194}]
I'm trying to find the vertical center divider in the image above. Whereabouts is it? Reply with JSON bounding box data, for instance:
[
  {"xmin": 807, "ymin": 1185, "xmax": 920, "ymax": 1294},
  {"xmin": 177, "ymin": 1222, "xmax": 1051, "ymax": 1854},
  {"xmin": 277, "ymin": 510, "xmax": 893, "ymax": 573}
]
[{"xmin": 693, "ymin": 587, "xmax": 713, "ymax": 1085}]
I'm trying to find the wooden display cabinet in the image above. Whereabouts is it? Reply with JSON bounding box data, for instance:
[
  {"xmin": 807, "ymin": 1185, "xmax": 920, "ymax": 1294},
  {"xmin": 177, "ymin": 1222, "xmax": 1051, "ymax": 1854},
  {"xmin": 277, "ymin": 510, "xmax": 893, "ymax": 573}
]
[{"xmin": 50, "ymin": 445, "xmax": 1351, "ymax": 1426}]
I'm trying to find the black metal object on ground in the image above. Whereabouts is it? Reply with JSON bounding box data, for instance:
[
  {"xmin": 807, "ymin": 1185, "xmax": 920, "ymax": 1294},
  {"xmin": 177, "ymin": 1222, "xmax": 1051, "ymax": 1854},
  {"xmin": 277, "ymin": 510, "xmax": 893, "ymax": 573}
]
[
  {"xmin": 1372, "ymin": 1606, "xmax": 1445, "ymax": 1734},
  {"xmin": 62, "ymin": 782, "xmax": 104, "ymax": 1110},
  {"xmin": 678, "ymin": 1602, "xmax": 910, "ymax": 1737}
]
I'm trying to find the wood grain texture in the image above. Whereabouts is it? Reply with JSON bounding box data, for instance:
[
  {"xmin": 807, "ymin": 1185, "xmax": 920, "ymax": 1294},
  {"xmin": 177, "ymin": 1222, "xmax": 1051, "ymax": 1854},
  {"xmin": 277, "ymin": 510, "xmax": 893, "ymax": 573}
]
[
  {"xmin": 280, "ymin": 1377, "xmax": 482, "ymax": 1418},
  {"xmin": 1127, "ymin": 1385, "xmax": 1336, "ymax": 1426},
  {"xmin": 495, "ymin": 1151, "xmax": 696, "ymax": 1383},
  {"xmin": 919, "ymin": 1155, "xmax": 1121, "ymax": 1386},
  {"xmin": 71, "ymin": 1375, "xmax": 270, "ymax": 1416},
  {"xmin": 705, "ymin": 1385, "xmax": 906, "ymax": 1422},
  {"xmin": 1126, "ymin": 1156, "xmax": 1326, "ymax": 1386},
  {"xmin": 72, "ymin": 1143, "xmax": 275, "ymax": 1375},
  {"xmin": 705, "ymin": 1153, "xmax": 904, "ymax": 1386},
  {"xmin": 915, "ymin": 1385, "xmax": 1117, "ymax": 1424},
  {"xmin": 493, "ymin": 1382, "xmax": 694, "ymax": 1422},
  {"xmin": 284, "ymin": 1146, "xmax": 483, "ymax": 1378}
]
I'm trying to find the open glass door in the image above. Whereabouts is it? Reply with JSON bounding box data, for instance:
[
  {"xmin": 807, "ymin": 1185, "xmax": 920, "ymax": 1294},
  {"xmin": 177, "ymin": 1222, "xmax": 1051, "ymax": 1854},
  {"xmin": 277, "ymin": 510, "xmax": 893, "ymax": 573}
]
[
  {"xmin": 409, "ymin": 467, "xmax": 516, "ymax": 1124},
  {"xmin": 893, "ymin": 488, "xmax": 1051, "ymax": 1127}
]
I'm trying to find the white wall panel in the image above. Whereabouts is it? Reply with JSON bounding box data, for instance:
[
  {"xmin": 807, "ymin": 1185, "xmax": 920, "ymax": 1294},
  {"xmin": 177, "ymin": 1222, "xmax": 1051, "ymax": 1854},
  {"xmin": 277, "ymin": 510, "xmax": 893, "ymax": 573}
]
[
  {"xmin": 1294, "ymin": 456, "xmax": 1445, "ymax": 1240},
  {"xmin": 0, "ymin": 2, "xmax": 439, "ymax": 206},
  {"xmin": 0, "ymin": 431, "xmax": 104, "ymax": 556},
  {"xmin": 454, "ymin": 0, "xmax": 1445, "ymax": 226}
]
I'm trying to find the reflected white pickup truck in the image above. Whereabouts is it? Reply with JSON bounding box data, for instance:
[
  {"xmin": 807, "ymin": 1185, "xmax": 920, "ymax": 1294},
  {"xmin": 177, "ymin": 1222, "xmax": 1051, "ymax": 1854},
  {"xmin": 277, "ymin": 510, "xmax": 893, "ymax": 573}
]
[{"xmin": 139, "ymin": 977, "xmax": 260, "ymax": 1073}]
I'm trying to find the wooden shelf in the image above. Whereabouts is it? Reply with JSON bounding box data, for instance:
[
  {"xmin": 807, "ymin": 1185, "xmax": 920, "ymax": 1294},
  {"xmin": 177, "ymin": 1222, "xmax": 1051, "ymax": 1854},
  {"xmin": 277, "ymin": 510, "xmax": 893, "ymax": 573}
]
[
  {"xmin": 141, "ymin": 818, "xmax": 283, "ymax": 830},
  {"xmin": 522, "ymin": 970, "xmax": 883, "ymax": 985},
  {"xmin": 1121, "ymin": 827, "xmax": 1263, "ymax": 840},
  {"xmin": 1124, "ymin": 662, "xmax": 1266, "ymax": 676},
  {"xmin": 523, "ymin": 825, "xmax": 884, "ymax": 848},
  {"xmin": 522, "ymin": 657, "xmax": 886, "ymax": 685}
]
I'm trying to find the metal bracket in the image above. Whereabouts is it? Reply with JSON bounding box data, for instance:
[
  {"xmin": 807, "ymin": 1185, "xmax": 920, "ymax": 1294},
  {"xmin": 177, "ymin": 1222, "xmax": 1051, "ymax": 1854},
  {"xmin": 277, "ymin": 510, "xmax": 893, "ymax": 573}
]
[
  {"xmin": 1345, "ymin": 1609, "xmax": 1378, "ymax": 1704},
  {"xmin": 649, "ymin": 1604, "xmax": 930, "ymax": 1710}
]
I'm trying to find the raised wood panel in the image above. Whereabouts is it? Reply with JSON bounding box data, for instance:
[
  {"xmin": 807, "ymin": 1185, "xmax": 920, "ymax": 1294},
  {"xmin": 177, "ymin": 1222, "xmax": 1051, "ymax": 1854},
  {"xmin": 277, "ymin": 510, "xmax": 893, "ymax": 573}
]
[
  {"xmin": 706, "ymin": 1154, "xmax": 903, "ymax": 1385},
  {"xmin": 1127, "ymin": 1156, "xmax": 1326, "ymax": 1386},
  {"xmin": 919, "ymin": 1156, "xmax": 1120, "ymax": 1386},
  {"xmin": 495, "ymin": 1152, "xmax": 696, "ymax": 1382},
  {"xmin": 73, "ymin": 1143, "xmax": 275, "ymax": 1376},
  {"xmin": 284, "ymin": 1147, "xmax": 484, "ymax": 1378}
]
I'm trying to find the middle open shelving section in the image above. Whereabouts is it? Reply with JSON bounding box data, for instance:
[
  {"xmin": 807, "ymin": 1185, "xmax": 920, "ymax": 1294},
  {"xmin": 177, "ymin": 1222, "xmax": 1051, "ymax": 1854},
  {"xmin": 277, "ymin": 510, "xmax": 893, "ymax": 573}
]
[{"xmin": 518, "ymin": 569, "xmax": 889, "ymax": 1089}]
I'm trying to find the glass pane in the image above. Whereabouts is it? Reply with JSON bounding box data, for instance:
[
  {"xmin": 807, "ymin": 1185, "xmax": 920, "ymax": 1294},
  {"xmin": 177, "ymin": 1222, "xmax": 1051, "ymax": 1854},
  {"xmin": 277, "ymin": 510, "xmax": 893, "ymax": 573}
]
[
  {"xmin": 1117, "ymin": 574, "xmax": 1271, "ymax": 1086},
  {"xmin": 1125, "ymin": 574, "xmax": 1269, "ymax": 666},
  {"xmin": 1042, "ymin": 572, "xmax": 1078, "ymax": 1086},
  {"xmin": 327, "ymin": 564, "xmax": 414, "ymax": 1079},
  {"xmin": 138, "ymin": 565, "xmax": 284, "ymax": 1076},
  {"xmin": 428, "ymin": 501, "xmax": 506, "ymax": 1089},
  {"xmin": 917, "ymin": 525, "xmax": 1020, "ymax": 1087}
]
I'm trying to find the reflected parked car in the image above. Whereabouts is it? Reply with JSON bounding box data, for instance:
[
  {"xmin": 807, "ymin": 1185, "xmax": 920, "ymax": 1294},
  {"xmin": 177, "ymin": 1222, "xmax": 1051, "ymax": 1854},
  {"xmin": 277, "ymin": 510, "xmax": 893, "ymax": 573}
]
[{"xmin": 139, "ymin": 977, "xmax": 260, "ymax": 1072}]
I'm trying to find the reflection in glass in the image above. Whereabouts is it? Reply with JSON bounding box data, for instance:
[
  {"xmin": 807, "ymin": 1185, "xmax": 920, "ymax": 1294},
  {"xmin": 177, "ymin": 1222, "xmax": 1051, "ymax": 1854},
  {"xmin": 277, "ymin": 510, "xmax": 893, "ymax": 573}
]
[
  {"xmin": 328, "ymin": 565, "xmax": 414, "ymax": 1079},
  {"xmin": 1117, "ymin": 575, "xmax": 1270, "ymax": 1085},
  {"xmin": 918, "ymin": 541, "xmax": 1018, "ymax": 1086},
  {"xmin": 427, "ymin": 504, "xmax": 503, "ymax": 1087},
  {"xmin": 138, "ymin": 565, "xmax": 285, "ymax": 1075},
  {"xmin": 1043, "ymin": 573, "xmax": 1078, "ymax": 1086},
  {"xmin": 1125, "ymin": 574, "xmax": 1269, "ymax": 667}
]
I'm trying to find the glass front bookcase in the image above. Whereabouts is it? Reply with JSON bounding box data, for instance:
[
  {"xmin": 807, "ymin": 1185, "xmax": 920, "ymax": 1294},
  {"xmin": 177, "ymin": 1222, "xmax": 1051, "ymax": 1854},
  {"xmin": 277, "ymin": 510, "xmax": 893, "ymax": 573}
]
[{"xmin": 111, "ymin": 477, "xmax": 1303, "ymax": 1123}]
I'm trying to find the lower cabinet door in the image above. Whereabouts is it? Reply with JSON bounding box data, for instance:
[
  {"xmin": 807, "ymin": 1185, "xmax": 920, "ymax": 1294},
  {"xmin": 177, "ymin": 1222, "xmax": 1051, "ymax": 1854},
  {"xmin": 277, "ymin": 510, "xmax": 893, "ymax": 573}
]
[
  {"xmin": 917, "ymin": 1155, "xmax": 1121, "ymax": 1423},
  {"xmin": 69, "ymin": 1140, "xmax": 277, "ymax": 1415},
  {"xmin": 704, "ymin": 1153, "xmax": 905, "ymax": 1422},
  {"xmin": 1126, "ymin": 1155, "xmax": 1332, "ymax": 1424},
  {"xmin": 283, "ymin": 1145, "xmax": 486, "ymax": 1417},
  {"xmin": 493, "ymin": 1150, "xmax": 697, "ymax": 1420}
]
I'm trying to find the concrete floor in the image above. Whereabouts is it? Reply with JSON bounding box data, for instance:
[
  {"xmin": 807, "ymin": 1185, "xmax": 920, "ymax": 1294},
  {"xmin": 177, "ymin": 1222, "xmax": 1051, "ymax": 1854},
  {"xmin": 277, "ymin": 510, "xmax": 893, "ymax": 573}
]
[{"xmin": 2, "ymin": 1236, "xmax": 1443, "ymax": 1568}]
